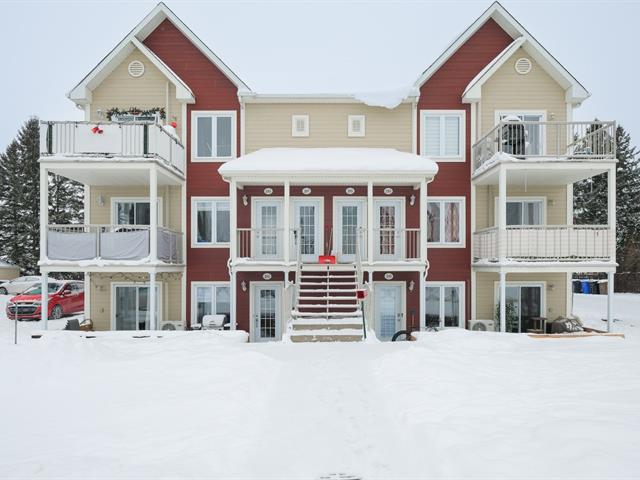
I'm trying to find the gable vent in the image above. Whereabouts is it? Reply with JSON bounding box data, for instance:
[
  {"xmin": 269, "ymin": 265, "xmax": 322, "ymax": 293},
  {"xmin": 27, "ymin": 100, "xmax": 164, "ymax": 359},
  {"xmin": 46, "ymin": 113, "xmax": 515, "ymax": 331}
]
[
  {"xmin": 128, "ymin": 60, "xmax": 145, "ymax": 78},
  {"xmin": 514, "ymin": 57, "xmax": 532, "ymax": 75}
]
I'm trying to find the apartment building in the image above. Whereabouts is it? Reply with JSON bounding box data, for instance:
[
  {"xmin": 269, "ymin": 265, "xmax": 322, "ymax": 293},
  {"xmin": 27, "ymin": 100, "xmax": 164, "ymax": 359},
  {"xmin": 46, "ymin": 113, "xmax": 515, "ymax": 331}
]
[{"xmin": 37, "ymin": 2, "xmax": 617, "ymax": 340}]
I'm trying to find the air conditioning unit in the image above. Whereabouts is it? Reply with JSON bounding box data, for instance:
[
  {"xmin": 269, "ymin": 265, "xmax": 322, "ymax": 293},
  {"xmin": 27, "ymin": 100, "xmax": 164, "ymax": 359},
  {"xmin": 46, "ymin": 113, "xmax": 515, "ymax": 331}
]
[
  {"xmin": 469, "ymin": 319, "xmax": 496, "ymax": 332},
  {"xmin": 160, "ymin": 320, "xmax": 183, "ymax": 331}
]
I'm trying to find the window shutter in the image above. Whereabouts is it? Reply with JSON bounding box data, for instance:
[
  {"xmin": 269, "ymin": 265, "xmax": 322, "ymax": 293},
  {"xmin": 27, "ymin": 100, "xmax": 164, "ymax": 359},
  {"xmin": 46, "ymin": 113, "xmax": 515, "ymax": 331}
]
[
  {"xmin": 443, "ymin": 116, "xmax": 460, "ymax": 156},
  {"xmin": 424, "ymin": 116, "xmax": 441, "ymax": 157}
]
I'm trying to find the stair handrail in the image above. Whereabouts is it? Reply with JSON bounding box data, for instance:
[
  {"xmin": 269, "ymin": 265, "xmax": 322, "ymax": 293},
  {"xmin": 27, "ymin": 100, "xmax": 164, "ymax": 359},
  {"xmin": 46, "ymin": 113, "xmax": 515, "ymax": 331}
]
[{"xmin": 292, "ymin": 228, "xmax": 302, "ymax": 309}]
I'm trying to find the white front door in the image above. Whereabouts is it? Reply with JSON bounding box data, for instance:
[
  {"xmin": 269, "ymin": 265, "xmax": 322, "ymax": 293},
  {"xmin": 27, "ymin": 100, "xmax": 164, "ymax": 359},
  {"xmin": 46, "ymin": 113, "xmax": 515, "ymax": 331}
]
[
  {"xmin": 373, "ymin": 199, "xmax": 404, "ymax": 261},
  {"xmin": 375, "ymin": 284, "xmax": 404, "ymax": 341},
  {"xmin": 335, "ymin": 199, "xmax": 365, "ymax": 263},
  {"xmin": 292, "ymin": 199, "xmax": 322, "ymax": 263},
  {"xmin": 252, "ymin": 284, "xmax": 282, "ymax": 342},
  {"xmin": 253, "ymin": 200, "xmax": 283, "ymax": 260}
]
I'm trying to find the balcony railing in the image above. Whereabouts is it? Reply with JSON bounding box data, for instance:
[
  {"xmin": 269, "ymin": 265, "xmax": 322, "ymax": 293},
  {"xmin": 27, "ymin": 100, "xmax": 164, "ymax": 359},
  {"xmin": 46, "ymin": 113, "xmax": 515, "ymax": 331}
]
[
  {"xmin": 473, "ymin": 225, "xmax": 612, "ymax": 262},
  {"xmin": 39, "ymin": 121, "xmax": 185, "ymax": 173},
  {"xmin": 47, "ymin": 224, "xmax": 183, "ymax": 264},
  {"xmin": 472, "ymin": 121, "xmax": 616, "ymax": 173},
  {"xmin": 236, "ymin": 227, "xmax": 421, "ymax": 262}
]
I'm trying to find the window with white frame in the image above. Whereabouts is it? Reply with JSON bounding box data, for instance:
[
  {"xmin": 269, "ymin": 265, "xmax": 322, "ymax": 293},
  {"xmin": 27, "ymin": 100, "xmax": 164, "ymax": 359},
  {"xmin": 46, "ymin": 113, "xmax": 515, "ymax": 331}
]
[
  {"xmin": 112, "ymin": 198, "xmax": 162, "ymax": 225},
  {"xmin": 421, "ymin": 110, "xmax": 465, "ymax": 160},
  {"xmin": 291, "ymin": 115, "xmax": 309, "ymax": 137},
  {"xmin": 192, "ymin": 283, "xmax": 231, "ymax": 327},
  {"xmin": 192, "ymin": 198, "xmax": 230, "ymax": 246},
  {"xmin": 425, "ymin": 283, "xmax": 464, "ymax": 328},
  {"xmin": 192, "ymin": 111, "xmax": 236, "ymax": 160},
  {"xmin": 494, "ymin": 198, "xmax": 545, "ymax": 226},
  {"xmin": 348, "ymin": 115, "xmax": 365, "ymax": 137},
  {"xmin": 427, "ymin": 198, "xmax": 464, "ymax": 246}
]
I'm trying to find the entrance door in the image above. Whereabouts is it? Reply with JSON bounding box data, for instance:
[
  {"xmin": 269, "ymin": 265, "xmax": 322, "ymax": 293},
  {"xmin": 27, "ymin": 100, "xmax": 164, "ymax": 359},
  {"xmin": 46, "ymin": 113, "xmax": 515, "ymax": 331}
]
[
  {"xmin": 113, "ymin": 284, "xmax": 160, "ymax": 331},
  {"xmin": 375, "ymin": 284, "xmax": 404, "ymax": 341},
  {"xmin": 504, "ymin": 284, "xmax": 542, "ymax": 333},
  {"xmin": 293, "ymin": 199, "xmax": 322, "ymax": 263},
  {"xmin": 253, "ymin": 200, "xmax": 282, "ymax": 260},
  {"xmin": 335, "ymin": 199, "xmax": 365, "ymax": 263},
  {"xmin": 374, "ymin": 199, "xmax": 404, "ymax": 261},
  {"xmin": 253, "ymin": 284, "xmax": 282, "ymax": 342}
]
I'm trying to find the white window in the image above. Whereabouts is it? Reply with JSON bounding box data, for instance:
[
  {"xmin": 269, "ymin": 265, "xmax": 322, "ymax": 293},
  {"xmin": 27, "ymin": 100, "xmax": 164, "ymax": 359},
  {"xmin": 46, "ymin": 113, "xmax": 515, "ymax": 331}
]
[
  {"xmin": 192, "ymin": 111, "xmax": 236, "ymax": 161},
  {"xmin": 291, "ymin": 115, "xmax": 309, "ymax": 137},
  {"xmin": 427, "ymin": 197, "xmax": 465, "ymax": 246},
  {"xmin": 348, "ymin": 115, "xmax": 365, "ymax": 137},
  {"xmin": 191, "ymin": 283, "xmax": 231, "ymax": 328},
  {"xmin": 192, "ymin": 198, "xmax": 230, "ymax": 247},
  {"xmin": 494, "ymin": 198, "xmax": 545, "ymax": 226},
  {"xmin": 496, "ymin": 111, "xmax": 545, "ymax": 156},
  {"xmin": 421, "ymin": 110, "xmax": 465, "ymax": 160},
  {"xmin": 425, "ymin": 282, "xmax": 464, "ymax": 328},
  {"xmin": 111, "ymin": 198, "xmax": 162, "ymax": 226}
]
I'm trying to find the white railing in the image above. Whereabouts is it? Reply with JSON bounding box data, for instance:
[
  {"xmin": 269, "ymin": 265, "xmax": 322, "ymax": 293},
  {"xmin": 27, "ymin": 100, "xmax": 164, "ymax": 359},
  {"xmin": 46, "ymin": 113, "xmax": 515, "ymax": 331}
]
[
  {"xmin": 473, "ymin": 225, "xmax": 612, "ymax": 262},
  {"xmin": 46, "ymin": 224, "xmax": 183, "ymax": 264},
  {"xmin": 472, "ymin": 121, "xmax": 616, "ymax": 173},
  {"xmin": 40, "ymin": 121, "xmax": 185, "ymax": 173}
]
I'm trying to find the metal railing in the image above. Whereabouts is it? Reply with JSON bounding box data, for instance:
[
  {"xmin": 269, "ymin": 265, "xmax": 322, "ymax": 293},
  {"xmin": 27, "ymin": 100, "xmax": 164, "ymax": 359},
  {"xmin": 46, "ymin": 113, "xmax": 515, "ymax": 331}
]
[
  {"xmin": 472, "ymin": 225, "xmax": 612, "ymax": 262},
  {"xmin": 236, "ymin": 228, "xmax": 285, "ymax": 260},
  {"xmin": 472, "ymin": 121, "xmax": 616, "ymax": 173},
  {"xmin": 46, "ymin": 224, "xmax": 183, "ymax": 263},
  {"xmin": 39, "ymin": 121, "xmax": 185, "ymax": 173}
]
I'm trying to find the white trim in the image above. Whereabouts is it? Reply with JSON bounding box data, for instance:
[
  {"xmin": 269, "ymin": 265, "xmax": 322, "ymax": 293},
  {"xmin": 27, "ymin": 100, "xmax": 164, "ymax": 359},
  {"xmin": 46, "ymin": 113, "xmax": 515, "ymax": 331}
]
[
  {"xmin": 426, "ymin": 196, "xmax": 466, "ymax": 248},
  {"xmin": 110, "ymin": 281, "xmax": 163, "ymax": 331},
  {"xmin": 411, "ymin": 102, "xmax": 418, "ymax": 154},
  {"xmin": 492, "ymin": 280, "xmax": 546, "ymax": 332},
  {"xmin": 110, "ymin": 196, "xmax": 164, "ymax": 226},
  {"xmin": 190, "ymin": 196, "xmax": 231, "ymax": 248},
  {"xmin": 191, "ymin": 110, "xmax": 237, "ymax": 162},
  {"xmin": 424, "ymin": 281, "xmax": 466, "ymax": 329},
  {"xmin": 420, "ymin": 109, "xmax": 466, "ymax": 162},
  {"xmin": 290, "ymin": 197, "xmax": 325, "ymax": 262},
  {"xmin": 249, "ymin": 281, "xmax": 284, "ymax": 342},
  {"xmin": 190, "ymin": 281, "xmax": 231, "ymax": 327},
  {"xmin": 291, "ymin": 115, "xmax": 309, "ymax": 137},
  {"xmin": 347, "ymin": 115, "xmax": 366, "ymax": 137},
  {"xmin": 492, "ymin": 196, "xmax": 547, "ymax": 226}
]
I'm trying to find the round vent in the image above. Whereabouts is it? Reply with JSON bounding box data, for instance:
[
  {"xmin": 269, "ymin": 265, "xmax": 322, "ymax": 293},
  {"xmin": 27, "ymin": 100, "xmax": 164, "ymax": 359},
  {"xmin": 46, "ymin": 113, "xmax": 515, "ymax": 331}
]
[
  {"xmin": 514, "ymin": 57, "xmax": 532, "ymax": 75},
  {"xmin": 128, "ymin": 60, "xmax": 145, "ymax": 78}
]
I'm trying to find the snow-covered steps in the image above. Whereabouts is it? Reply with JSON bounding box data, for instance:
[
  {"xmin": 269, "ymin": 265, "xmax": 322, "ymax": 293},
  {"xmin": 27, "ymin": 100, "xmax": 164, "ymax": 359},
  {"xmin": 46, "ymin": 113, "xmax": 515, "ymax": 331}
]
[
  {"xmin": 289, "ymin": 328, "xmax": 364, "ymax": 343},
  {"xmin": 291, "ymin": 318, "xmax": 363, "ymax": 331},
  {"xmin": 292, "ymin": 311, "xmax": 362, "ymax": 318}
]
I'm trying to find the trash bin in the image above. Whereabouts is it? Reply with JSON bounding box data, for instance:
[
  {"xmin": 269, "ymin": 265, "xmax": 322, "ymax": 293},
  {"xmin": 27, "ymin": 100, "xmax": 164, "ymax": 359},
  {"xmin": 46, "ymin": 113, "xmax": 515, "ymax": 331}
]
[{"xmin": 581, "ymin": 280, "xmax": 591, "ymax": 294}]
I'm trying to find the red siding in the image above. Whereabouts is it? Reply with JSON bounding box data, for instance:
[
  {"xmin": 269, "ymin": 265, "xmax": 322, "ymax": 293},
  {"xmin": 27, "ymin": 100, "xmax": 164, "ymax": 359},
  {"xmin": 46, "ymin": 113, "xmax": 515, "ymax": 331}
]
[
  {"xmin": 144, "ymin": 19, "xmax": 241, "ymax": 325},
  {"xmin": 417, "ymin": 19, "xmax": 512, "ymax": 325}
]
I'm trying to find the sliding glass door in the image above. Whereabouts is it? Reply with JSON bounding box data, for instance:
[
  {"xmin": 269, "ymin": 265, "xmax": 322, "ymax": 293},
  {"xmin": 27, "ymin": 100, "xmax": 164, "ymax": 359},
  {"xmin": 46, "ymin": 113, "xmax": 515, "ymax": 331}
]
[
  {"xmin": 501, "ymin": 284, "xmax": 543, "ymax": 333},
  {"xmin": 113, "ymin": 284, "xmax": 160, "ymax": 331}
]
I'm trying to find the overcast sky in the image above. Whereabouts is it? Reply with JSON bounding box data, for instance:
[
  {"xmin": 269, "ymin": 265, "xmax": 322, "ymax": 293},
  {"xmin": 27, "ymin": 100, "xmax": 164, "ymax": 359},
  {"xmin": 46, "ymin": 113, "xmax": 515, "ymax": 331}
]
[{"xmin": 1, "ymin": 0, "xmax": 638, "ymax": 151}]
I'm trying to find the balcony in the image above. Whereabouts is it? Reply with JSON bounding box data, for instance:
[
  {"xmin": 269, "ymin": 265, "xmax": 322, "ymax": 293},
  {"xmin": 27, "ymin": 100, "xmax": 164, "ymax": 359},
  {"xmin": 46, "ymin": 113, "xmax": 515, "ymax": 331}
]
[
  {"xmin": 236, "ymin": 227, "xmax": 421, "ymax": 263},
  {"xmin": 472, "ymin": 121, "xmax": 616, "ymax": 175},
  {"xmin": 473, "ymin": 225, "xmax": 612, "ymax": 263},
  {"xmin": 46, "ymin": 225, "xmax": 183, "ymax": 264},
  {"xmin": 40, "ymin": 121, "xmax": 185, "ymax": 174}
]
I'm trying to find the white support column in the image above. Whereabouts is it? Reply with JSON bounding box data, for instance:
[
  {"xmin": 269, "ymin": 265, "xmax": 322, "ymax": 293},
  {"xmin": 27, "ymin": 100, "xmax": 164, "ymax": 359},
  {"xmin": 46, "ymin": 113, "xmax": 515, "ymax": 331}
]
[
  {"xmin": 367, "ymin": 181, "xmax": 374, "ymax": 263},
  {"xmin": 419, "ymin": 179, "xmax": 428, "ymax": 262},
  {"xmin": 283, "ymin": 180, "xmax": 290, "ymax": 263},
  {"xmin": 229, "ymin": 179, "xmax": 237, "ymax": 260},
  {"xmin": 149, "ymin": 167, "xmax": 158, "ymax": 262},
  {"xmin": 471, "ymin": 269, "xmax": 477, "ymax": 324},
  {"xmin": 230, "ymin": 270, "xmax": 237, "ymax": 331},
  {"xmin": 149, "ymin": 270, "xmax": 157, "ymax": 330},
  {"xmin": 40, "ymin": 272, "xmax": 49, "ymax": 330},
  {"xmin": 607, "ymin": 271, "xmax": 614, "ymax": 333},
  {"xmin": 39, "ymin": 167, "xmax": 48, "ymax": 262},
  {"xmin": 499, "ymin": 270, "xmax": 506, "ymax": 333},
  {"xmin": 419, "ymin": 270, "xmax": 426, "ymax": 331},
  {"xmin": 498, "ymin": 167, "xmax": 507, "ymax": 262},
  {"xmin": 608, "ymin": 166, "xmax": 616, "ymax": 262}
]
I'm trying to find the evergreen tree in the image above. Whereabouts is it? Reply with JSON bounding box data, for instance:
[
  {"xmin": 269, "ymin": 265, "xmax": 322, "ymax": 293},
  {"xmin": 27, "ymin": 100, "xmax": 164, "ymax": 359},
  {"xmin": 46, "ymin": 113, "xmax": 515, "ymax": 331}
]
[{"xmin": 49, "ymin": 173, "xmax": 84, "ymax": 225}]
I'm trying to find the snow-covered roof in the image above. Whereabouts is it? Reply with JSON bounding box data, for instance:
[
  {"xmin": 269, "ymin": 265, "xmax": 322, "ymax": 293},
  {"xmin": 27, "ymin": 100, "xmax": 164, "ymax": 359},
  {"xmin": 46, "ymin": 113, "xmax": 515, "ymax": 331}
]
[{"xmin": 218, "ymin": 148, "xmax": 438, "ymax": 179}]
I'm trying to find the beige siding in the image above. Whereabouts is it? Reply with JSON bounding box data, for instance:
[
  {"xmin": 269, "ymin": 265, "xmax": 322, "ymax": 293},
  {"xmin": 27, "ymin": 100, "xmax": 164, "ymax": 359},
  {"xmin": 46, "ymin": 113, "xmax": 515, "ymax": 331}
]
[
  {"xmin": 90, "ymin": 49, "xmax": 182, "ymax": 138},
  {"xmin": 480, "ymin": 48, "xmax": 567, "ymax": 155},
  {"xmin": 475, "ymin": 185, "xmax": 567, "ymax": 230},
  {"xmin": 90, "ymin": 185, "xmax": 182, "ymax": 232},
  {"xmin": 245, "ymin": 103, "xmax": 413, "ymax": 152},
  {"xmin": 89, "ymin": 272, "xmax": 183, "ymax": 331},
  {"xmin": 475, "ymin": 272, "xmax": 568, "ymax": 321}
]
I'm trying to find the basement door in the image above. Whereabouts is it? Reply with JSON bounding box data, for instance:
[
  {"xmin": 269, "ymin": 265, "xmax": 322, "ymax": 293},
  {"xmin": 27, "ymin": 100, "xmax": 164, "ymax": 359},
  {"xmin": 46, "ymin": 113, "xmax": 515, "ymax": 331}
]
[
  {"xmin": 374, "ymin": 284, "xmax": 404, "ymax": 341},
  {"xmin": 252, "ymin": 284, "xmax": 282, "ymax": 342},
  {"xmin": 335, "ymin": 199, "xmax": 365, "ymax": 263},
  {"xmin": 293, "ymin": 199, "xmax": 322, "ymax": 263}
]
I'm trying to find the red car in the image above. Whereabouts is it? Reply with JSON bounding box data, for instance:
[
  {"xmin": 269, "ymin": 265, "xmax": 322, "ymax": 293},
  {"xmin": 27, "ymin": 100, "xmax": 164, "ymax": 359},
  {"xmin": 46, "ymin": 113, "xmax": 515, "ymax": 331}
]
[{"xmin": 6, "ymin": 281, "xmax": 84, "ymax": 321}]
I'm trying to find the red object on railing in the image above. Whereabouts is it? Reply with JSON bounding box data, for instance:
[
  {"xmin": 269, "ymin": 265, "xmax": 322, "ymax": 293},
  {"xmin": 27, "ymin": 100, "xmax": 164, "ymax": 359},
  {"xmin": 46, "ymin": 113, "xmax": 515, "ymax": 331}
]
[
  {"xmin": 318, "ymin": 255, "xmax": 336, "ymax": 264},
  {"xmin": 91, "ymin": 125, "xmax": 103, "ymax": 134},
  {"xmin": 356, "ymin": 289, "xmax": 367, "ymax": 300}
]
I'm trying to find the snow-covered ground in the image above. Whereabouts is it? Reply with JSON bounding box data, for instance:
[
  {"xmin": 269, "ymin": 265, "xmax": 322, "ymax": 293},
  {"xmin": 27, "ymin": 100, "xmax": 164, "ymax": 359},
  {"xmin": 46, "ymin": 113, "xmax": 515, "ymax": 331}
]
[{"xmin": 0, "ymin": 294, "xmax": 639, "ymax": 479}]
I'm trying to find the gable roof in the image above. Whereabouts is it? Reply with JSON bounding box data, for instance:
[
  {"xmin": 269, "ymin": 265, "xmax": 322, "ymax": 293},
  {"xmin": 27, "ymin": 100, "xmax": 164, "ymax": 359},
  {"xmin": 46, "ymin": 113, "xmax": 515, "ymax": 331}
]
[
  {"xmin": 413, "ymin": 1, "xmax": 589, "ymax": 105},
  {"xmin": 68, "ymin": 2, "xmax": 249, "ymax": 105}
]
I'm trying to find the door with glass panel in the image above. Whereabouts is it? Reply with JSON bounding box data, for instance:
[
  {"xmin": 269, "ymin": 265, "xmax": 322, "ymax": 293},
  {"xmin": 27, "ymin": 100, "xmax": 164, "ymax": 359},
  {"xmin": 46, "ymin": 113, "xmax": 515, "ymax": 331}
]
[
  {"xmin": 292, "ymin": 199, "xmax": 322, "ymax": 263},
  {"xmin": 375, "ymin": 284, "xmax": 404, "ymax": 341},
  {"xmin": 335, "ymin": 199, "xmax": 365, "ymax": 263},
  {"xmin": 501, "ymin": 284, "xmax": 542, "ymax": 333},
  {"xmin": 253, "ymin": 200, "xmax": 282, "ymax": 260},
  {"xmin": 374, "ymin": 199, "xmax": 404, "ymax": 261},
  {"xmin": 253, "ymin": 284, "xmax": 282, "ymax": 342},
  {"xmin": 425, "ymin": 284, "xmax": 463, "ymax": 329},
  {"xmin": 112, "ymin": 199, "xmax": 162, "ymax": 226},
  {"xmin": 502, "ymin": 199, "xmax": 544, "ymax": 226},
  {"xmin": 498, "ymin": 113, "xmax": 545, "ymax": 156},
  {"xmin": 113, "ymin": 284, "xmax": 160, "ymax": 331}
]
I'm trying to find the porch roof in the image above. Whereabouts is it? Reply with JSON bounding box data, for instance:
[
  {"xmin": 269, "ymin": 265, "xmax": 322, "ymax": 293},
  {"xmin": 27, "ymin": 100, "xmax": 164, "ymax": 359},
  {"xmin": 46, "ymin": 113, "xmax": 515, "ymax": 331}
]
[{"xmin": 218, "ymin": 148, "xmax": 439, "ymax": 181}]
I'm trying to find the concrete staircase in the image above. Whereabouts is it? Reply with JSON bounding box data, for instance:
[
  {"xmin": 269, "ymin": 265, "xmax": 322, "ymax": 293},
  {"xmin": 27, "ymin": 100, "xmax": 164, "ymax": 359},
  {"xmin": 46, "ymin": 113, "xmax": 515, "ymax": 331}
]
[{"xmin": 289, "ymin": 264, "xmax": 364, "ymax": 342}]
